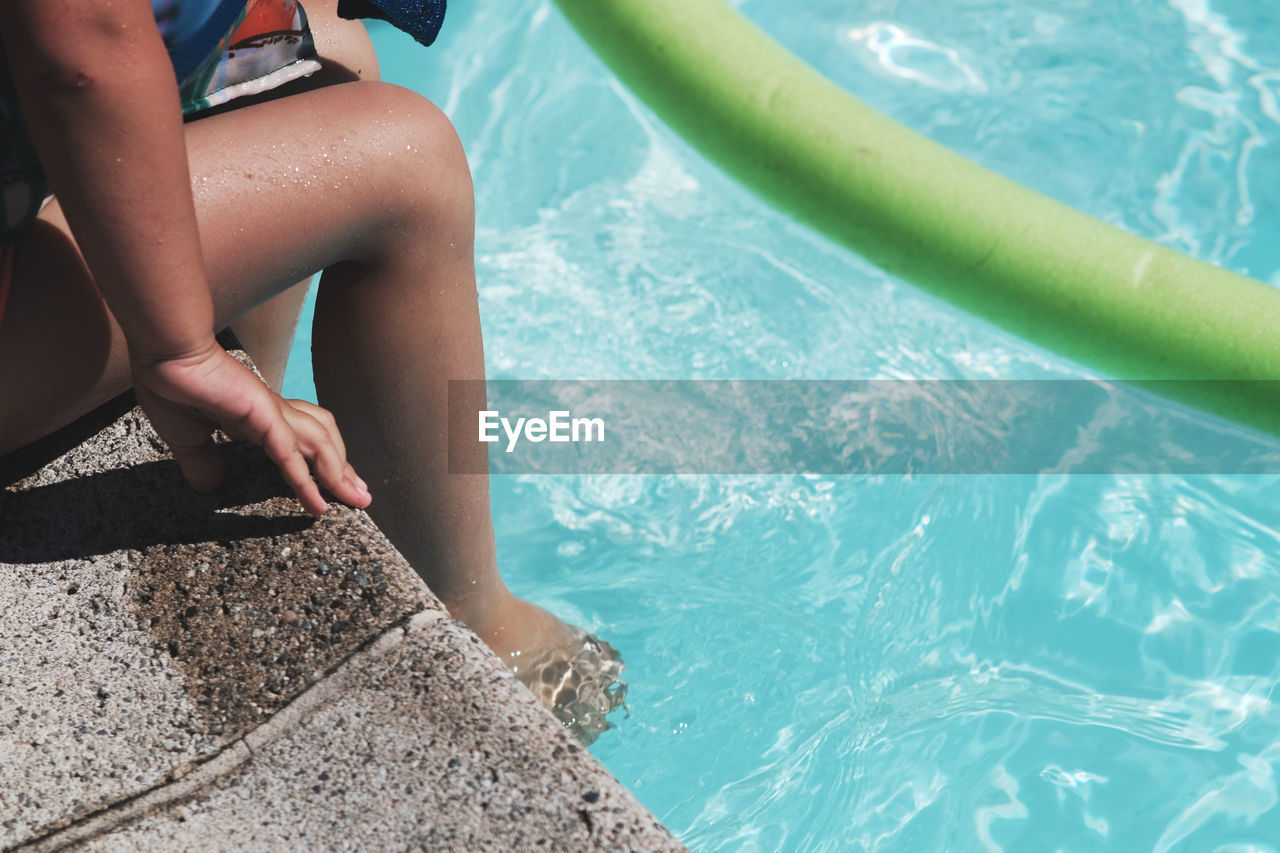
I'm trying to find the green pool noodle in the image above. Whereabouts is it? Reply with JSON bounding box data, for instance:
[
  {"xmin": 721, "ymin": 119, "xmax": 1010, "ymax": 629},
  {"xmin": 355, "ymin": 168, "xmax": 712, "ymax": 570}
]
[{"xmin": 551, "ymin": 0, "xmax": 1280, "ymax": 438}]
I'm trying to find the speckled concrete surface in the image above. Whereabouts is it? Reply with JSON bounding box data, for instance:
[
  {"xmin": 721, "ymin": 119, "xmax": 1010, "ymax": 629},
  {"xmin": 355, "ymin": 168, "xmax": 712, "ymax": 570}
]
[
  {"xmin": 1, "ymin": 370, "xmax": 680, "ymax": 851},
  {"xmin": 71, "ymin": 614, "xmax": 678, "ymax": 852}
]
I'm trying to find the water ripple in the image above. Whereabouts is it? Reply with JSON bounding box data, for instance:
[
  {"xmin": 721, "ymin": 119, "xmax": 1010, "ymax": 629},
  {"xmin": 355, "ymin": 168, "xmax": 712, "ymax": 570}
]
[
  {"xmin": 847, "ymin": 23, "xmax": 988, "ymax": 94},
  {"xmin": 334, "ymin": 2, "xmax": 1280, "ymax": 850}
]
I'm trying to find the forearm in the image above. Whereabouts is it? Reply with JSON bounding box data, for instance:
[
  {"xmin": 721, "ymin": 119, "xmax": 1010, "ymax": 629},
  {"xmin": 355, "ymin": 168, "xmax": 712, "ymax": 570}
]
[{"xmin": 0, "ymin": 0, "xmax": 216, "ymax": 360}]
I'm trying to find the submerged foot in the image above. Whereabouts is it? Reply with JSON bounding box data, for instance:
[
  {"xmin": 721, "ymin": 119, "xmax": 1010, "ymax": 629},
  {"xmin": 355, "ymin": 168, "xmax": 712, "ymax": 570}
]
[
  {"xmin": 468, "ymin": 596, "xmax": 626, "ymax": 744},
  {"xmin": 513, "ymin": 621, "xmax": 626, "ymax": 745}
]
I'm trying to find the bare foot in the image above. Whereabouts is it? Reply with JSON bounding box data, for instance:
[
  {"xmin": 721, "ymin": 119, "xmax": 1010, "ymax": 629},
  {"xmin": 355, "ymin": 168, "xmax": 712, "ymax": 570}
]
[{"xmin": 464, "ymin": 595, "xmax": 626, "ymax": 744}]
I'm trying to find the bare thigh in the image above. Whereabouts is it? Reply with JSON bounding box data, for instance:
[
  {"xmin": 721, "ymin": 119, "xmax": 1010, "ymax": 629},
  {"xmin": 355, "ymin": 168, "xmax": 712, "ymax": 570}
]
[
  {"xmin": 221, "ymin": 0, "xmax": 381, "ymax": 390},
  {"xmin": 0, "ymin": 79, "xmax": 469, "ymax": 454}
]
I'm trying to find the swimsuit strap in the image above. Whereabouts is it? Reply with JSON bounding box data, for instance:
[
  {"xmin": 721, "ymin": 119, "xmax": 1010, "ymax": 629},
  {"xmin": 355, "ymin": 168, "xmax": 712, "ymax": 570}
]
[{"xmin": 166, "ymin": 0, "xmax": 247, "ymax": 83}]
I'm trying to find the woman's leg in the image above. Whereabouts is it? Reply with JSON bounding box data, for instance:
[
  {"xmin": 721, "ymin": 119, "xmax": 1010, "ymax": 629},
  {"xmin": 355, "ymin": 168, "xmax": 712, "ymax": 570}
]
[{"xmin": 0, "ymin": 80, "xmax": 592, "ymax": 688}]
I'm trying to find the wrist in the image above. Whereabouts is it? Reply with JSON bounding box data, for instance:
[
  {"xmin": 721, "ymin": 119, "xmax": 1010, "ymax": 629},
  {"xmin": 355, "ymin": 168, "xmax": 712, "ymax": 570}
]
[{"xmin": 128, "ymin": 334, "xmax": 222, "ymax": 368}]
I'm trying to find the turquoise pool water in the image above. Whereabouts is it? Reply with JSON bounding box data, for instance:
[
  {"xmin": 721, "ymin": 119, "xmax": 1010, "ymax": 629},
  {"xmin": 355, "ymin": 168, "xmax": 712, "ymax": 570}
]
[{"xmin": 282, "ymin": 1, "xmax": 1280, "ymax": 849}]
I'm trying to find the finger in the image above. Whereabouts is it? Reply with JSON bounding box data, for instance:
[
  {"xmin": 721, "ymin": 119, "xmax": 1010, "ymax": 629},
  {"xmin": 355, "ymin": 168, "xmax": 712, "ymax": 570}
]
[
  {"xmin": 284, "ymin": 402, "xmax": 371, "ymax": 508},
  {"xmin": 258, "ymin": 420, "xmax": 328, "ymax": 516},
  {"xmin": 287, "ymin": 400, "xmax": 347, "ymax": 460},
  {"xmin": 290, "ymin": 411, "xmax": 357, "ymax": 501},
  {"xmin": 346, "ymin": 464, "xmax": 369, "ymax": 497},
  {"xmin": 169, "ymin": 436, "xmax": 228, "ymax": 495},
  {"xmin": 135, "ymin": 384, "xmax": 227, "ymax": 494}
]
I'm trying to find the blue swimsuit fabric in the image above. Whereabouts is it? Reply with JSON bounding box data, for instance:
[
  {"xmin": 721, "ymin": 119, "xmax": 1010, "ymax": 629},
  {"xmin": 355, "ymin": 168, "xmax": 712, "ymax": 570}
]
[{"xmin": 337, "ymin": 0, "xmax": 447, "ymax": 47}]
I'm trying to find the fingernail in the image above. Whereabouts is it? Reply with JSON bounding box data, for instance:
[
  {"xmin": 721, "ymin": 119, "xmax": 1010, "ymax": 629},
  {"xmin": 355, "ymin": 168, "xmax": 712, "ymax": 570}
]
[{"xmin": 356, "ymin": 477, "xmax": 369, "ymax": 493}]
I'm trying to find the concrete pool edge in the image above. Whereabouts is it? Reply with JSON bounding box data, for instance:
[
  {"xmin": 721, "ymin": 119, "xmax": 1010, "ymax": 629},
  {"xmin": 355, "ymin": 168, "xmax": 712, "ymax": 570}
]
[{"xmin": 0, "ymin": 350, "xmax": 682, "ymax": 852}]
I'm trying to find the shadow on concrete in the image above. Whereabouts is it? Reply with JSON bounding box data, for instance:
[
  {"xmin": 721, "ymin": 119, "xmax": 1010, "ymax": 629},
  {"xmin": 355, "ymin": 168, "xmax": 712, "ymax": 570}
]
[
  {"xmin": 0, "ymin": 447, "xmax": 313, "ymax": 563},
  {"xmin": 2, "ymin": 393, "xmax": 427, "ymax": 739}
]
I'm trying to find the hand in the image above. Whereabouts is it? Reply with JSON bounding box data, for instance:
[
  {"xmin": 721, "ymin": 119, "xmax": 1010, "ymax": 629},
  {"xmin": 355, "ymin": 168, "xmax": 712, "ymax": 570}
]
[{"xmin": 130, "ymin": 342, "xmax": 372, "ymax": 516}]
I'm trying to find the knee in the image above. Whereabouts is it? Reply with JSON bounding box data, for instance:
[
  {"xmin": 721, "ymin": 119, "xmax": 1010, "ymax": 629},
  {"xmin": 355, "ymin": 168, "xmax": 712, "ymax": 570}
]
[{"xmin": 358, "ymin": 83, "xmax": 474, "ymax": 253}]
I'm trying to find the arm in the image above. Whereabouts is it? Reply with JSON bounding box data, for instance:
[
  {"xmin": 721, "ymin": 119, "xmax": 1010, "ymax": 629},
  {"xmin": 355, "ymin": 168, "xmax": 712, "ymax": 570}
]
[
  {"xmin": 1, "ymin": 0, "xmax": 212, "ymax": 358},
  {"xmin": 0, "ymin": 0, "xmax": 369, "ymax": 513}
]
